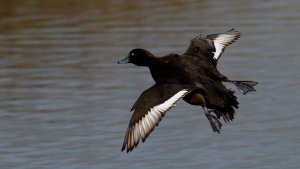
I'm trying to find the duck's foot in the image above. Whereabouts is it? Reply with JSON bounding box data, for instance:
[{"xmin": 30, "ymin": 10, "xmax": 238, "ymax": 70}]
[
  {"xmin": 229, "ymin": 80, "xmax": 258, "ymax": 95},
  {"xmin": 205, "ymin": 111, "xmax": 222, "ymax": 133}
]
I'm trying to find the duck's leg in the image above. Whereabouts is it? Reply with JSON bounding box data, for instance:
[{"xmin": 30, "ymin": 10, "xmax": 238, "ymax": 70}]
[
  {"xmin": 183, "ymin": 93, "xmax": 222, "ymax": 133},
  {"xmin": 203, "ymin": 108, "xmax": 222, "ymax": 133}
]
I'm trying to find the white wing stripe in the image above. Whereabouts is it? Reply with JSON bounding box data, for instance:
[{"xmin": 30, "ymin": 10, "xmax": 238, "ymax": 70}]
[
  {"xmin": 134, "ymin": 124, "xmax": 139, "ymax": 144},
  {"xmin": 139, "ymin": 119, "xmax": 146, "ymax": 139},
  {"xmin": 130, "ymin": 128, "xmax": 134, "ymax": 148},
  {"xmin": 151, "ymin": 110, "xmax": 160, "ymax": 121},
  {"xmin": 153, "ymin": 110, "xmax": 162, "ymax": 120},
  {"xmin": 147, "ymin": 112, "xmax": 157, "ymax": 125},
  {"xmin": 144, "ymin": 116, "xmax": 152, "ymax": 132},
  {"xmin": 141, "ymin": 117, "xmax": 149, "ymax": 135},
  {"xmin": 124, "ymin": 89, "xmax": 189, "ymax": 150},
  {"xmin": 213, "ymin": 34, "xmax": 239, "ymax": 60}
]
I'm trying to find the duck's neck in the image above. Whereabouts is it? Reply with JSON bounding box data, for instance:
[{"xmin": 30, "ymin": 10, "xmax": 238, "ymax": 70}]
[{"xmin": 137, "ymin": 53, "xmax": 159, "ymax": 67}]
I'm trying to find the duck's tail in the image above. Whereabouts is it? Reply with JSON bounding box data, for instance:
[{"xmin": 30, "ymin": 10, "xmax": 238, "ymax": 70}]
[
  {"xmin": 227, "ymin": 80, "xmax": 258, "ymax": 95},
  {"xmin": 213, "ymin": 90, "xmax": 239, "ymax": 123}
]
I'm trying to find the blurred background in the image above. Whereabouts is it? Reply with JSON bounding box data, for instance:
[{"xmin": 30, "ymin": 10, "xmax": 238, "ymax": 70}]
[{"xmin": 0, "ymin": 0, "xmax": 299, "ymax": 169}]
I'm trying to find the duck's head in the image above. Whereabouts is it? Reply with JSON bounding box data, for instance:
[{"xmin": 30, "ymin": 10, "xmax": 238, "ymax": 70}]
[{"xmin": 118, "ymin": 48, "xmax": 153, "ymax": 66}]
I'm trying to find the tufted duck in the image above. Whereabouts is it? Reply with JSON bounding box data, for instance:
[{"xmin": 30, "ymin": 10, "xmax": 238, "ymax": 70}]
[
  {"xmin": 118, "ymin": 30, "xmax": 257, "ymax": 152},
  {"xmin": 119, "ymin": 49, "xmax": 240, "ymax": 152}
]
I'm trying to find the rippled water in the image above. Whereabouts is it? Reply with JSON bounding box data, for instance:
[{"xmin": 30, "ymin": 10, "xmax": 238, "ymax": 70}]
[{"xmin": 0, "ymin": 0, "xmax": 299, "ymax": 169}]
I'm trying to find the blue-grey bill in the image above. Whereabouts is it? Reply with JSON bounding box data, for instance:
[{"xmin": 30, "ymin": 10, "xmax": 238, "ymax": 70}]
[{"xmin": 117, "ymin": 57, "xmax": 130, "ymax": 64}]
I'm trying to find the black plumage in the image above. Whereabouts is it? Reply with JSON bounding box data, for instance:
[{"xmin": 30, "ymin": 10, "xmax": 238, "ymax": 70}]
[{"xmin": 118, "ymin": 29, "xmax": 257, "ymax": 152}]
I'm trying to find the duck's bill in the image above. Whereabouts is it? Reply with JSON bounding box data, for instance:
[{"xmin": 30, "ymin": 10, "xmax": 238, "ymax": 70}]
[{"xmin": 117, "ymin": 57, "xmax": 130, "ymax": 64}]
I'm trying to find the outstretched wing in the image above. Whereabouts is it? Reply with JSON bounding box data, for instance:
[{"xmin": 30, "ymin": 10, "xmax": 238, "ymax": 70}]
[
  {"xmin": 183, "ymin": 29, "xmax": 241, "ymax": 66},
  {"xmin": 121, "ymin": 84, "xmax": 193, "ymax": 153}
]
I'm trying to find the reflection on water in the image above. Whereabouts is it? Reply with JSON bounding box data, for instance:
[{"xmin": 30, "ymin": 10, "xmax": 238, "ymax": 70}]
[{"xmin": 0, "ymin": 0, "xmax": 300, "ymax": 168}]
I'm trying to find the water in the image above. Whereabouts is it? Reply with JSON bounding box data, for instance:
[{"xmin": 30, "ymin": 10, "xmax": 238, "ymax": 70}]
[{"xmin": 0, "ymin": 0, "xmax": 299, "ymax": 168}]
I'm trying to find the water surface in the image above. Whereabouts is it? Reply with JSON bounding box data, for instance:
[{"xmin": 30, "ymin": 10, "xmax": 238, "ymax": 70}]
[{"xmin": 0, "ymin": 1, "xmax": 299, "ymax": 169}]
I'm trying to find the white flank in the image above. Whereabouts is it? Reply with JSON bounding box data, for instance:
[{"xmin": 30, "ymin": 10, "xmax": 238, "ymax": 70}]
[
  {"xmin": 212, "ymin": 34, "xmax": 238, "ymax": 60},
  {"xmin": 127, "ymin": 89, "xmax": 188, "ymax": 147}
]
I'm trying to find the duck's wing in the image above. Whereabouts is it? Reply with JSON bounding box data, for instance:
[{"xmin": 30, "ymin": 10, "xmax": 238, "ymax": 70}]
[
  {"xmin": 121, "ymin": 84, "xmax": 196, "ymax": 153},
  {"xmin": 183, "ymin": 29, "xmax": 241, "ymax": 66}
]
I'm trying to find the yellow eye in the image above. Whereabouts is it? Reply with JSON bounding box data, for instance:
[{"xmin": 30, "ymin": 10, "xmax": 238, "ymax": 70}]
[{"xmin": 131, "ymin": 53, "xmax": 134, "ymax": 56}]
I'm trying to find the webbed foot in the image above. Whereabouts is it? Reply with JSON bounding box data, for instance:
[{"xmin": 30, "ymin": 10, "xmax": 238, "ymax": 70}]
[{"xmin": 205, "ymin": 112, "xmax": 222, "ymax": 133}]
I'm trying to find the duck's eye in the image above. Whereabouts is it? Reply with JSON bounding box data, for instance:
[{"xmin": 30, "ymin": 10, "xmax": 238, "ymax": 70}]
[{"xmin": 131, "ymin": 53, "xmax": 135, "ymax": 56}]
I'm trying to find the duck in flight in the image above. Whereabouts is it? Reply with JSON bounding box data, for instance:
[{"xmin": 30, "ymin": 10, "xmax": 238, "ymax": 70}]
[{"xmin": 118, "ymin": 29, "xmax": 257, "ymax": 153}]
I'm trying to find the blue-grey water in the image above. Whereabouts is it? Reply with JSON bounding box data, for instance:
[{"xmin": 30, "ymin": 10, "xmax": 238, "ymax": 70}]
[{"xmin": 0, "ymin": 1, "xmax": 299, "ymax": 169}]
